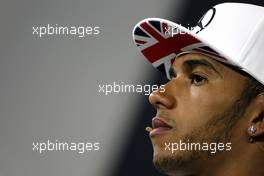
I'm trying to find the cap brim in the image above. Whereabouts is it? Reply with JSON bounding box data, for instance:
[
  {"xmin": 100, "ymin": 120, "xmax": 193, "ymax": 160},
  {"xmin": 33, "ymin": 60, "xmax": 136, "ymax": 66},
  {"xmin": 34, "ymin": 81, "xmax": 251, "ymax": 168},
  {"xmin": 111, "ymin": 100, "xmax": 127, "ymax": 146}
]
[{"xmin": 132, "ymin": 18, "xmax": 231, "ymax": 79}]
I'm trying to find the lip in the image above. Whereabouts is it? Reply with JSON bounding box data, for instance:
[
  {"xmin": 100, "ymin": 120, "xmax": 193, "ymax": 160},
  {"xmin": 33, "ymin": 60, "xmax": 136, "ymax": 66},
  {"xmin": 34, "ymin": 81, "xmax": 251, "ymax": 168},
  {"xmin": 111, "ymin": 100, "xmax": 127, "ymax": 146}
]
[{"xmin": 150, "ymin": 117, "xmax": 173, "ymax": 137}]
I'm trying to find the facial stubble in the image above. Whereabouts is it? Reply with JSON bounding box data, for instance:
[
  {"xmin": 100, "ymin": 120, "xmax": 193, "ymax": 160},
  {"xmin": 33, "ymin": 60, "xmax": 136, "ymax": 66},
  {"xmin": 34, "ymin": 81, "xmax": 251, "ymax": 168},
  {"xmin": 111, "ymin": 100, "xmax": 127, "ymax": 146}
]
[{"xmin": 153, "ymin": 92, "xmax": 250, "ymax": 174}]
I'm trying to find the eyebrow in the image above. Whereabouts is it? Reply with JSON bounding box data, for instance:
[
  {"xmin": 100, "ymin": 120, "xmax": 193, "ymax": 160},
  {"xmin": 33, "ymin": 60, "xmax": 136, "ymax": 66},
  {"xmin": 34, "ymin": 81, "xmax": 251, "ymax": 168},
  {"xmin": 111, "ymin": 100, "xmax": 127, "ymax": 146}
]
[{"xmin": 169, "ymin": 59, "xmax": 222, "ymax": 78}]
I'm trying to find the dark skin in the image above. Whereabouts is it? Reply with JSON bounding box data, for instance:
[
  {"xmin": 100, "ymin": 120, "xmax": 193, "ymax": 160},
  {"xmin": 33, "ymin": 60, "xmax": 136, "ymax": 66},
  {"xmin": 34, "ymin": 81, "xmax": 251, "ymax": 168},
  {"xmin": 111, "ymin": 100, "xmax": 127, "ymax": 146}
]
[{"xmin": 149, "ymin": 53, "xmax": 264, "ymax": 176}]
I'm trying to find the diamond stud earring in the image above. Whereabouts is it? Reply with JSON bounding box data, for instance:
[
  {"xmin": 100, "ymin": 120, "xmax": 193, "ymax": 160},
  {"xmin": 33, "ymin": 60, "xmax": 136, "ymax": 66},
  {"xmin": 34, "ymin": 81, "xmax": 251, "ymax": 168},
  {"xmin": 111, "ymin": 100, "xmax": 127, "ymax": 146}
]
[
  {"xmin": 248, "ymin": 125, "xmax": 257, "ymax": 134},
  {"xmin": 248, "ymin": 125, "xmax": 257, "ymax": 143}
]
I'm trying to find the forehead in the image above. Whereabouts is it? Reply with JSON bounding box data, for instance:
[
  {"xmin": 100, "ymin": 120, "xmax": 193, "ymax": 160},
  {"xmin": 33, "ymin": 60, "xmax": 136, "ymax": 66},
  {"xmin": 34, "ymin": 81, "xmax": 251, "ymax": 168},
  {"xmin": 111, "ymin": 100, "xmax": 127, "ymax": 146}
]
[{"xmin": 172, "ymin": 53, "xmax": 223, "ymax": 71}]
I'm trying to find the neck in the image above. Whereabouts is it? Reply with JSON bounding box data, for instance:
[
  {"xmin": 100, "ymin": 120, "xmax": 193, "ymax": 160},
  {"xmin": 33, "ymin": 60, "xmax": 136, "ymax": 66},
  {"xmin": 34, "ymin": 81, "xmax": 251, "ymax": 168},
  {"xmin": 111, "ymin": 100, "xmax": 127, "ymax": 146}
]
[
  {"xmin": 168, "ymin": 140, "xmax": 264, "ymax": 176},
  {"xmin": 203, "ymin": 134, "xmax": 264, "ymax": 176},
  {"xmin": 203, "ymin": 142, "xmax": 264, "ymax": 176}
]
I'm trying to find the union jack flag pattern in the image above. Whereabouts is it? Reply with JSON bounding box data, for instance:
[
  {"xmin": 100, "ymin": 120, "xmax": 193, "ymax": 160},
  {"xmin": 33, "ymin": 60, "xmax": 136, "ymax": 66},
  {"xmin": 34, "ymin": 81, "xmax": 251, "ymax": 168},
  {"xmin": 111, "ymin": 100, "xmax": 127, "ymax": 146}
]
[{"xmin": 133, "ymin": 18, "xmax": 226, "ymax": 80}]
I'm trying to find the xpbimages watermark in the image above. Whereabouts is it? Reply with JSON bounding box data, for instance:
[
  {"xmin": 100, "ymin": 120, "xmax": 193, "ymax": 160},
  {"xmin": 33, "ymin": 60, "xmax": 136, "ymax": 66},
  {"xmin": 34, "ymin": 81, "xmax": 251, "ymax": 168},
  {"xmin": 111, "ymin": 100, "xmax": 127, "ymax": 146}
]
[
  {"xmin": 32, "ymin": 139, "xmax": 100, "ymax": 154},
  {"xmin": 98, "ymin": 82, "xmax": 165, "ymax": 96},
  {"xmin": 164, "ymin": 140, "xmax": 232, "ymax": 154},
  {"xmin": 32, "ymin": 24, "xmax": 100, "ymax": 38},
  {"xmin": 164, "ymin": 24, "xmax": 194, "ymax": 37}
]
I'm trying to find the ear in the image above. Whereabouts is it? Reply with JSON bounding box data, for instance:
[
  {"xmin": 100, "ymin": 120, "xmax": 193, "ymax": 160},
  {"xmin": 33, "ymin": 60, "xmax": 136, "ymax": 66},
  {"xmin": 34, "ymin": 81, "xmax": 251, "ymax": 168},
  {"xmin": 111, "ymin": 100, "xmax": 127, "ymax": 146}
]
[{"xmin": 248, "ymin": 93, "xmax": 264, "ymax": 138}]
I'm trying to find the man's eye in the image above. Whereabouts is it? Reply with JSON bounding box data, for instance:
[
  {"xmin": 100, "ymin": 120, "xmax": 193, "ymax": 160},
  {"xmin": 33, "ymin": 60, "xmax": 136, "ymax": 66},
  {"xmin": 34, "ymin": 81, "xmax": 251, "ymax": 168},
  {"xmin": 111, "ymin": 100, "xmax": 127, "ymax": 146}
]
[{"xmin": 190, "ymin": 74, "xmax": 207, "ymax": 85}]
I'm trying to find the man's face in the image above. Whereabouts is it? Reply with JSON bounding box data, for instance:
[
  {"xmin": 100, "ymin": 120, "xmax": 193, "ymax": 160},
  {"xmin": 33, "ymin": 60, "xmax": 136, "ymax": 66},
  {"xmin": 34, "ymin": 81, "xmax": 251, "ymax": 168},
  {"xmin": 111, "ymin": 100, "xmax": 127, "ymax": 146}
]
[{"xmin": 149, "ymin": 53, "xmax": 249, "ymax": 173}]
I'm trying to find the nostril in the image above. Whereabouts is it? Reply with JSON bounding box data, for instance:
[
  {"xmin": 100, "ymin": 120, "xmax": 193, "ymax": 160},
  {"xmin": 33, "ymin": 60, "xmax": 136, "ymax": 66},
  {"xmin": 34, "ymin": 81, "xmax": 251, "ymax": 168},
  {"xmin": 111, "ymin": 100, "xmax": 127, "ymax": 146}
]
[{"xmin": 149, "ymin": 91, "xmax": 161, "ymax": 104}]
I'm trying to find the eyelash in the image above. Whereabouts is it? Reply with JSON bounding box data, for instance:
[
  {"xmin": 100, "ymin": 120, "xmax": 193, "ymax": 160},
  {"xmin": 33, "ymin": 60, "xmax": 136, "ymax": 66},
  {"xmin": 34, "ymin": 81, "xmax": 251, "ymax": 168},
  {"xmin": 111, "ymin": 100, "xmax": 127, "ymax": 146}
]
[
  {"xmin": 169, "ymin": 71, "xmax": 208, "ymax": 86},
  {"xmin": 190, "ymin": 73, "xmax": 207, "ymax": 86}
]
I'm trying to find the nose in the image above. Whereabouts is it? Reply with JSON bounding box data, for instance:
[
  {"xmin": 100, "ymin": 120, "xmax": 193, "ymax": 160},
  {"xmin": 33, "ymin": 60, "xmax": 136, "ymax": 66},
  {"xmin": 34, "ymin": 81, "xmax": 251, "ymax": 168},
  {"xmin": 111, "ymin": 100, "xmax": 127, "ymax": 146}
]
[{"xmin": 149, "ymin": 83, "xmax": 176, "ymax": 109}]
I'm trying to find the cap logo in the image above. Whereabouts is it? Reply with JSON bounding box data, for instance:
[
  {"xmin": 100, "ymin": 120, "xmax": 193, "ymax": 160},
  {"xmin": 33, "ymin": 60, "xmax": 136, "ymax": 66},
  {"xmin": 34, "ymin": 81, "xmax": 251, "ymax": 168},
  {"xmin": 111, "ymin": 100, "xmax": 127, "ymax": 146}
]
[{"xmin": 195, "ymin": 8, "xmax": 216, "ymax": 34}]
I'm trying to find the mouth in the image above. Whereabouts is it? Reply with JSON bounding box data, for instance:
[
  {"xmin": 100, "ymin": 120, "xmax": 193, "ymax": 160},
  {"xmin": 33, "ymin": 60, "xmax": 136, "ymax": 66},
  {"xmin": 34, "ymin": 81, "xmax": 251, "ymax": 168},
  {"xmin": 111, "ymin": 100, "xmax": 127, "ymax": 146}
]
[{"xmin": 150, "ymin": 117, "xmax": 173, "ymax": 137}]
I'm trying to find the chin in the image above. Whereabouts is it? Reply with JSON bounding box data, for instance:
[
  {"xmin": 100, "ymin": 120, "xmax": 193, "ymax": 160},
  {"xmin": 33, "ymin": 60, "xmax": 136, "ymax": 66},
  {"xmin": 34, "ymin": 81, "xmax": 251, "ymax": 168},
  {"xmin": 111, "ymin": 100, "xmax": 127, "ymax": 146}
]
[
  {"xmin": 152, "ymin": 144, "xmax": 200, "ymax": 175},
  {"xmin": 152, "ymin": 145, "xmax": 182, "ymax": 163},
  {"xmin": 152, "ymin": 150, "xmax": 180, "ymax": 175}
]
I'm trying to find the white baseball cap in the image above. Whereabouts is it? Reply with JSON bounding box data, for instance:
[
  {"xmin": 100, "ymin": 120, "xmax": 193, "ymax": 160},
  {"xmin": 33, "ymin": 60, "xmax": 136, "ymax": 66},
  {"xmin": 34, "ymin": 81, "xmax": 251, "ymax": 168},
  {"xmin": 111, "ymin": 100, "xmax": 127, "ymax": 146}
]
[{"xmin": 132, "ymin": 3, "xmax": 264, "ymax": 85}]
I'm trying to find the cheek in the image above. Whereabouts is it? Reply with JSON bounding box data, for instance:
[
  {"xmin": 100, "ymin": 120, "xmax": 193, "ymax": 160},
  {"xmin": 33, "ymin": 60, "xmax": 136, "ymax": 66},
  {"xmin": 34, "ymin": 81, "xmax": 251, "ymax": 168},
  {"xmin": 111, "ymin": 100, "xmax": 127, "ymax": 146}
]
[
  {"xmin": 190, "ymin": 83, "xmax": 241, "ymax": 112},
  {"xmin": 174, "ymin": 87, "xmax": 237, "ymax": 132}
]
